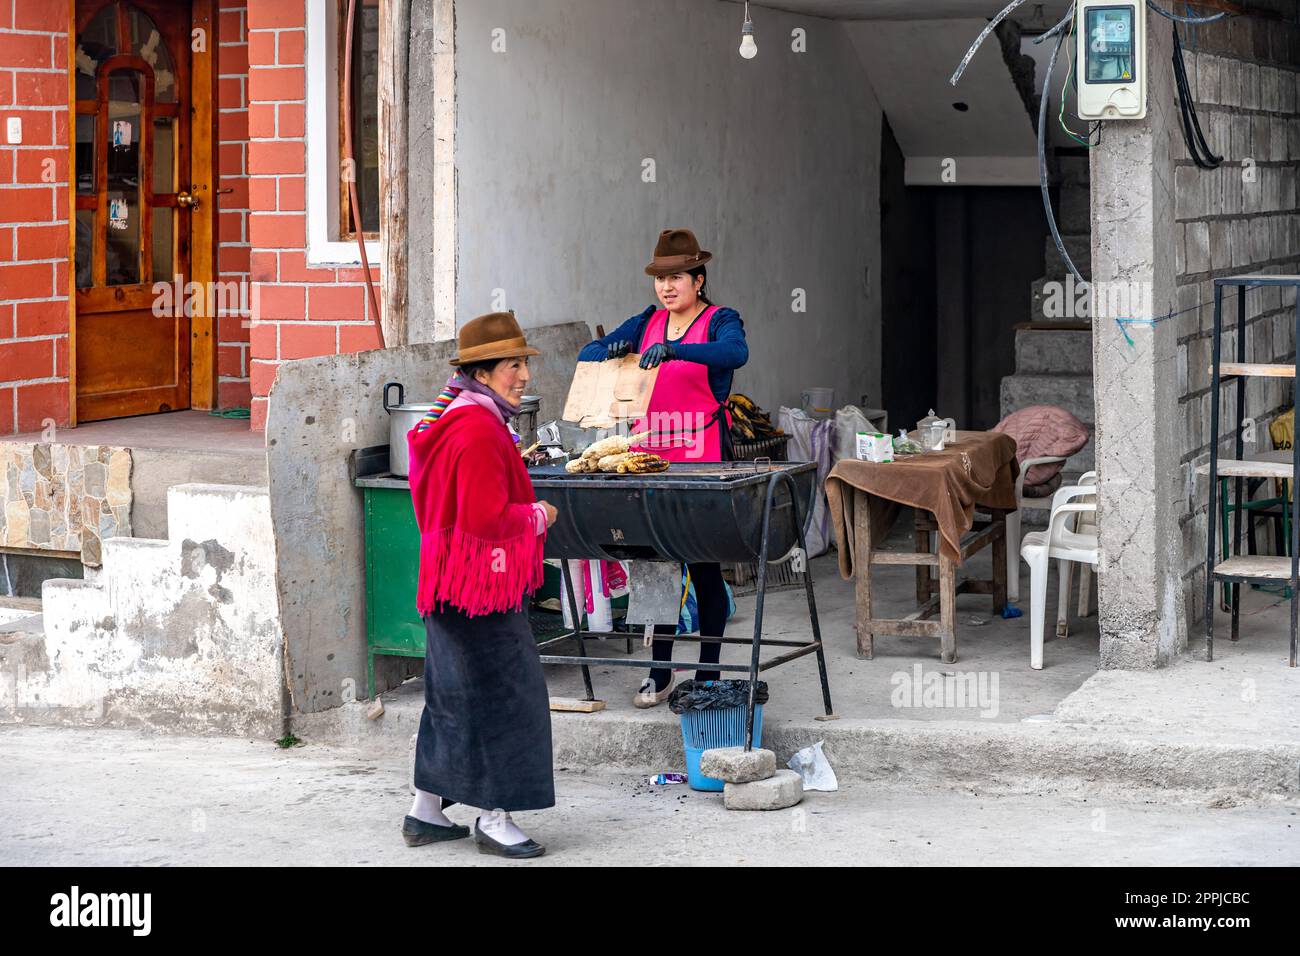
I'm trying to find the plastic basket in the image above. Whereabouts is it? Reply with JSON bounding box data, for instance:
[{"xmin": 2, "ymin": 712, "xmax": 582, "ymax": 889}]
[{"xmin": 680, "ymin": 704, "xmax": 765, "ymax": 792}]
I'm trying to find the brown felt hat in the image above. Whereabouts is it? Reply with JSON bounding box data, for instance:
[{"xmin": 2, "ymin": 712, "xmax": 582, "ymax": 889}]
[
  {"xmin": 644, "ymin": 228, "xmax": 713, "ymax": 276},
  {"xmin": 449, "ymin": 311, "xmax": 542, "ymax": 366}
]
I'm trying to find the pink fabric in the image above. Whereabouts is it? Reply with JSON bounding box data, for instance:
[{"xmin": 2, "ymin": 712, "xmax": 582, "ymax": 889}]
[
  {"xmin": 630, "ymin": 305, "xmax": 728, "ymax": 462},
  {"xmin": 993, "ymin": 405, "xmax": 1090, "ymax": 487},
  {"xmin": 446, "ymin": 390, "xmax": 504, "ymax": 424}
]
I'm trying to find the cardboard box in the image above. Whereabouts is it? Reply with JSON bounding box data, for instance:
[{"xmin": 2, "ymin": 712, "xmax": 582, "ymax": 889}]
[{"xmin": 562, "ymin": 355, "xmax": 660, "ymax": 428}]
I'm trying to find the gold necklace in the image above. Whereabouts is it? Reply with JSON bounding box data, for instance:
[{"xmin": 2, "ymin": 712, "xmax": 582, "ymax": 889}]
[{"xmin": 668, "ymin": 303, "xmax": 706, "ymax": 338}]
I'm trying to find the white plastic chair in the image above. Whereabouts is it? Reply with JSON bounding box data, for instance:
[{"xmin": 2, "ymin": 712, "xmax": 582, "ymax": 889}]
[
  {"xmin": 1006, "ymin": 460, "xmax": 1096, "ymax": 602},
  {"xmin": 1019, "ymin": 482, "xmax": 1099, "ymax": 670}
]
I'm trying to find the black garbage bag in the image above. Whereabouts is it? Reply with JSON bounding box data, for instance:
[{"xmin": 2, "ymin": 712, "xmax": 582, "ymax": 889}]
[{"xmin": 667, "ymin": 679, "xmax": 768, "ymax": 715}]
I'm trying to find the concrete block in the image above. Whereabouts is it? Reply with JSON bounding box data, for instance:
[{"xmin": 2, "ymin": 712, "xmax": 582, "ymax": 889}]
[
  {"xmin": 724, "ymin": 769, "xmax": 803, "ymax": 811},
  {"xmin": 700, "ymin": 746, "xmax": 776, "ymax": 784},
  {"xmin": 1014, "ymin": 329, "xmax": 1093, "ymax": 375}
]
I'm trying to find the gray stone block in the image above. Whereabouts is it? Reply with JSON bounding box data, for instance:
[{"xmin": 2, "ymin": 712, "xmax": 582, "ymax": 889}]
[
  {"xmin": 700, "ymin": 746, "xmax": 775, "ymax": 784},
  {"xmin": 723, "ymin": 769, "xmax": 803, "ymax": 811}
]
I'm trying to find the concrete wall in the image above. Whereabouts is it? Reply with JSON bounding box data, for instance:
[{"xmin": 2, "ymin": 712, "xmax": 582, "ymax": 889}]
[
  {"xmin": 1172, "ymin": 10, "xmax": 1300, "ymax": 625},
  {"xmin": 264, "ymin": 323, "xmax": 589, "ymax": 715},
  {"xmin": 448, "ymin": 0, "xmax": 882, "ymax": 414}
]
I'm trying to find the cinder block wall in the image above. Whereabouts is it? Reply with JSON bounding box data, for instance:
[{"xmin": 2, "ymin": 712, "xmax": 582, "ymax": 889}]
[{"xmin": 1174, "ymin": 6, "xmax": 1300, "ymax": 622}]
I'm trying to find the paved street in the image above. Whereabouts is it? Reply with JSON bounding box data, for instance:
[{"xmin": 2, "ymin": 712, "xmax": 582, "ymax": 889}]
[{"xmin": 1, "ymin": 727, "xmax": 1296, "ymax": 866}]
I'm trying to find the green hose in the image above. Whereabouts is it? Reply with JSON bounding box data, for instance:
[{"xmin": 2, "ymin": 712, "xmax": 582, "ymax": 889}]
[{"xmin": 208, "ymin": 408, "xmax": 251, "ymax": 420}]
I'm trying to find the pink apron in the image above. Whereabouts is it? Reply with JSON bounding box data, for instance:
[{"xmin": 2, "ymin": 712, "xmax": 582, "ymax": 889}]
[{"xmin": 630, "ymin": 306, "xmax": 730, "ymax": 463}]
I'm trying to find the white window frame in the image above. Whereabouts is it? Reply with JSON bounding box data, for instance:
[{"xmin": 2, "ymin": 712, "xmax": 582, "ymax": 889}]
[{"xmin": 305, "ymin": 0, "xmax": 380, "ymax": 266}]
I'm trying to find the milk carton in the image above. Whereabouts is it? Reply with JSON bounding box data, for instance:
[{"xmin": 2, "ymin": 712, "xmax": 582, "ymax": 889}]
[{"xmin": 855, "ymin": 431, "xmax": 894, "ymax": 463}]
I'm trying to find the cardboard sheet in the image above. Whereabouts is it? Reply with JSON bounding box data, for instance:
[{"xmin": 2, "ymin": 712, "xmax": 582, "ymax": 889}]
[{"xmin": 562, "ymin": 356, "xmax": 660, "ymax": 428}]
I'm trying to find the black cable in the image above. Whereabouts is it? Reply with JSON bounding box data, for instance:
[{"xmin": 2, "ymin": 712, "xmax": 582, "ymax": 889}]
[
  {"xmin": 1038, "ymin": 8, "xmax": 1089, "ymax": 289},
  {"xmin": 1172, "ymin": 23, "xmax": 1222, "ymax": 169}
]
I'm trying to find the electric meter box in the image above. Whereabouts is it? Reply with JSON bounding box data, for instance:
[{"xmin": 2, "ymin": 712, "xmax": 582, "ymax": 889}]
[{"xmin": 1076, "ymin": 1, "xmax": 1147, "ymax": 121}]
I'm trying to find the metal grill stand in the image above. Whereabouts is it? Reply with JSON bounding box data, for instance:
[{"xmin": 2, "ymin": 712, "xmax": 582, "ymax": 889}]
[{"xmin": 536, "ymin": 468, "xmax": 835, "ymax": 749}]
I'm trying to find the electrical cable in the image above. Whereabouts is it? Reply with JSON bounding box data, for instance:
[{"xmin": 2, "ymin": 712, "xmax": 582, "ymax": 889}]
[
  {"xmin": 1037, "ymin": 7, "xmax": 1090, "ymax": 290},
  {"xmin": 1172, "ymin": 22, "xmax": 1223, "ymax": 168},
  {"xmin": 1058, "ymin": 14, "xmax": 1098, "ymax": 147},
  {"xmin": 1146, "ymin": 0, "xmax": 1228, "ymax": 24},
  {"xmin": 950, "ymin": 0, "xmax": 1031, "ymax": 86}
]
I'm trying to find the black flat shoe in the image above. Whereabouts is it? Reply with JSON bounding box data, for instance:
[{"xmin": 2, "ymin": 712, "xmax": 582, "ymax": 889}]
[
  {"xmin": 402, "ymin": 815, "xmax": 470, "ymax": 847},
  {"xmin": 473, "ymin": 818, "xmax": 546, "ymax": 859}
]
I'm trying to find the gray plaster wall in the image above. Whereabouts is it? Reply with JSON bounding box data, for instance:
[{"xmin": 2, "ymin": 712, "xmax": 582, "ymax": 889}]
[
  {"xmin": 450, "ymin": 0, "xmax": 882, "ymax": 414},
  {"xmin": 1170, "ymin": 11, "xmax": 1300, "ymax": 628},
  {"xmin": 264, "ymin": 323, "xmax": 590, "ymax": 714}
]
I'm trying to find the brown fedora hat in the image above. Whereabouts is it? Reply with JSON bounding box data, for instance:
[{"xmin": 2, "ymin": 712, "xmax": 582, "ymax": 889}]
[
  {"xmin": 644, "ymin": 228, "xmax": 713, "ymax": 277},
  {"xmin": 449, "ymin": 311, "xmax": 542, "ymax": 366}
]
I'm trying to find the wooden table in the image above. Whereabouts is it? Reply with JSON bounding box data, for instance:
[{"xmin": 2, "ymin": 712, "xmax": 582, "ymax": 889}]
[
  {"xmin": 850, "ymin": 490, "xmax": 1008, "ymax": 663},
  {"xmin": 825, "ymin": 430, "xmax": 1019, "ymax": 664}
]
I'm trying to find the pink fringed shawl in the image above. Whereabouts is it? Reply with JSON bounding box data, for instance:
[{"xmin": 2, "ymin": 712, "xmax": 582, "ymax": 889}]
[{"xmin": 406, "ymin": 403, "xmax": 546, "ymax": 617}]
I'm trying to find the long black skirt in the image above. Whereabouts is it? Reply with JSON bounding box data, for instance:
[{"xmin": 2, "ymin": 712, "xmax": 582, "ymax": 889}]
[{"xmin": 413, "ymin": 605, "xmax": 555, "ymax": 812}]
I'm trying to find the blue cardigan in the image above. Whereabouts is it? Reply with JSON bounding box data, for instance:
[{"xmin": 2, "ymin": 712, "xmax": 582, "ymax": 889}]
[{"xmin": 577, "ymin": 305, "xmax": 748, "ymax": 403}]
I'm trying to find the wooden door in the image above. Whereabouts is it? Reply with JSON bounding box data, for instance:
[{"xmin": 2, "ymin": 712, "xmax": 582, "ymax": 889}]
[{"xmin": 73, "ymin": 0, "xmax": 193, "ymax": 422}]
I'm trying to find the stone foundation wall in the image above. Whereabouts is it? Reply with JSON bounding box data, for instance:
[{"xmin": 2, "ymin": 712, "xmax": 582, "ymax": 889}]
[{"xmin": 0, "ymin": 444, "xmax": 132, "ymax": 566}]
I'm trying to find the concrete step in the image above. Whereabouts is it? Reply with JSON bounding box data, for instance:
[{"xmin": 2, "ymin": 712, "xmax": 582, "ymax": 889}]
[
  {"xmin": 1013, "ymin": 328, "xmax": 1094, "ymax": 375},
  {"xmin": 1058, "ymin": 183, "xmax": 1091, "ymax": 235},
  {"xmin": 296, "ymin": 674, "xmax": 1300, "ymax": 801},
  {"xmin": 1001, "ymin": 374, "xmax": 1096, "ymax": 427},
  {"xmin": 39, "ymin": 578, "xmax": 108, "ymax": 637},
  {"xmin": 1057, "ymin": 154, "xmax": 1090, "ymax": 185},
  {"xmin": 1032, "ymin": 275, "xmax": 1092, "ymax": 323},
  {"xmin": 1044, "ymin": 235, "xmax": 1093, "ymax": 280}
]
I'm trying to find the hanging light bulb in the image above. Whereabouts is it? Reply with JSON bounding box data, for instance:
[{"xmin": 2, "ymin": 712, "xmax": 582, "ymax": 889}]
[{"xmin": 739, "ymin": 1, "xmax": 757, "ymax": 59}]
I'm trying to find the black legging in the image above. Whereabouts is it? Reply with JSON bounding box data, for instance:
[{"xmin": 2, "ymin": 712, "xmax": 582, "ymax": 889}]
[{"xmin": 649, "ymin": 561, "xmax": 727, "ymax": 688}]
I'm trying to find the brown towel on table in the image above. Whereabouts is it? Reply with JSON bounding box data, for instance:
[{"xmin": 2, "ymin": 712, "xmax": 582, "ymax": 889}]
[{"xmin": 825, "ymin": 431, "xmax": 1019, "ymax": 577}]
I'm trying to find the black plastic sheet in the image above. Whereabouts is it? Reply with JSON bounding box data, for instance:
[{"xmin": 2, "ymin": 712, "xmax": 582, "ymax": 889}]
[{"xmin": 668, "ymin": 679, "xmax": 768, "ymax": 715}]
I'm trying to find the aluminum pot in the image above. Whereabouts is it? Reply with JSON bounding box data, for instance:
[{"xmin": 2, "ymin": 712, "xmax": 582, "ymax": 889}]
[{"xmin": 383, "ymin": 382, "xmax": 434, "ymax": 478}]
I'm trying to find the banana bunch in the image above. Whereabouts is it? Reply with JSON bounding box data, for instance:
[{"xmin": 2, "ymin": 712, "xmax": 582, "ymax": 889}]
[{"xmin": 728, "ymin": 393, "xmax": 782, "ymax": 441}]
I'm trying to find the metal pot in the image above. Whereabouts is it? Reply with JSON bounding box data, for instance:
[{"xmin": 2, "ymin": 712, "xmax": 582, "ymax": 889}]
[{"xmin": 383, "ymin": 382, "xmax": 434, "ymax": 478}]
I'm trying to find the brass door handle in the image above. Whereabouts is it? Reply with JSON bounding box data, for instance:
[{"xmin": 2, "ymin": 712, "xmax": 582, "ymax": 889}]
[{"xmin": 177, "ymin": 191, "xmax": 200, "ymax": 209}]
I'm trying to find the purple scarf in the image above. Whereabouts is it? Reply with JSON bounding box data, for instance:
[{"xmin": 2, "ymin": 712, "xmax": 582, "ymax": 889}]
[{"xmin": 451, "ymin": 371, "xmax": 521, "ymax": 420}]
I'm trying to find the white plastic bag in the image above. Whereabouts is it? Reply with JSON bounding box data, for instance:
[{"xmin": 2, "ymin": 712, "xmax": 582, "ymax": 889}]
[{"xmin": 787, "ymin": 740, "xmax": 839, "ymax": 792}]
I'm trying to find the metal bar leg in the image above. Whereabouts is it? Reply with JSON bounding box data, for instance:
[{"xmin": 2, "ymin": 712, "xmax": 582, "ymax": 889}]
[
  {"xmin": 787, "ymin": 472, "xmax": 833, "ymax": 718},
  {"xmin": 559, "ymin": 560, "xmax": 596, "ymax": 700},
  {"xmin": 1292, "ymin": 288, "xmax": 1300, "ymax": 666},
  {"xmin": 745, "ymin": 476, "xmax": 779, "ymax": 752},
  {"xmin": 1232, "ymin": 289, "xmax": 1246, "ymax": 641},
  {"xmin": 1205, "ymin": 283, "xmax": 1224, "ymax": 662}
]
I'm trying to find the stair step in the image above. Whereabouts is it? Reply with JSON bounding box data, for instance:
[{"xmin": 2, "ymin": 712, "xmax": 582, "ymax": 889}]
[
  {"xmin": 1217, "ymin": 362, "xmax": 1295, "ymax": 378},
  {"xmin": 1213, "ymin": 556, "xmax": 1293, "ymax": 581},
  {"xmin": 1031, "ymin": 275, "xmax": 1092, "ymax": 323},
  {"xmin": 1044, "ymin": 236, "xmax": 1092, "ymax": 280},
  {"xmin": 0, "ymin": 612, "xmax": 43, "ymax": 636},
  {"xmin": 1014, "ymin": 328, "xmax": 1094, "ymax": 374},
  {"xmin": 1058, "ymin": 184, "xmax": 1091, "ymax": 235},
  {"xmin": 1197, "ymin": 458, "xmax": 1295, "ymax": 479},
  {"xmin": 1000, "ymin": 374, "xmax": 1096, "ymax": 426}
]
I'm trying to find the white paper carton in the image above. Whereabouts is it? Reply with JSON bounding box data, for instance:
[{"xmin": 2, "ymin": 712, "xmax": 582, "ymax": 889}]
[{"xmin": 855, "ymin": 432, "xmax": 893, "ymax": 463}]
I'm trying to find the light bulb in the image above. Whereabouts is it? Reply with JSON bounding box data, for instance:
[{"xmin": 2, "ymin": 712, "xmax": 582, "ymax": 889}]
[{"xmin": 739, "ymin": 2, "xmax": 757, "ymax": 59}]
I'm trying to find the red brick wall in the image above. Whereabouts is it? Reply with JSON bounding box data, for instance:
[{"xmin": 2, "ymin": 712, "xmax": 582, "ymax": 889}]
[
  {"xmin": 216, "ymin": 0, "xmax": 251, "ymax": 411},
  {"xmin": 246, "ymin": 0, "xmax": 381, "ymax": 432},
  {"xmin": 0, "ymin": 1, "xmax": 71, "ymax": 435}
]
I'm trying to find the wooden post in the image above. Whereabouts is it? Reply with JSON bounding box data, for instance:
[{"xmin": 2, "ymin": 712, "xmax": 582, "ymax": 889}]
[
  {"xmin": 914, "ymin": 511, "xmax": 931, "ymax": 604},
  {"xmin": 991, "ymin": 510, "xmax": 1008, "ymax": 613},
  {"xmin": 379, "ymin": 0, "xmax": 410, "ymax": 347},
  {"xmin": 853, "ymin": 488, "xmax": 875, "ymax": 660}
]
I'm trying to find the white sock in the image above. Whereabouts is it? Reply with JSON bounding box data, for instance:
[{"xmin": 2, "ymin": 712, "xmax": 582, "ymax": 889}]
[
  {"xmin": 478, "ymin": 808, "xmax": 529, "ymax": 845},
  {"xmin": 409, "ymin": 789, "xmax": 453, "ymax": 827}
]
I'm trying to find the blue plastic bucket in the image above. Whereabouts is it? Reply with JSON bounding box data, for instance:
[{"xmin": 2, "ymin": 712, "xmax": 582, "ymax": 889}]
[{"xmin": 680, "ymin": 704, "xmax": 765, "ymax": 792}]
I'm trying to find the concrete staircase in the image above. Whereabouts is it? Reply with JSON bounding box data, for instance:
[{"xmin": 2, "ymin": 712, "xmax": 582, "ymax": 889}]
[
  {"xmin": 0, "ymin": 484, "xmax": 284, "ymax": 737},
  {"xmin": 1001, "ymin": 154, "xmax": 1096, "ymax": 481}
]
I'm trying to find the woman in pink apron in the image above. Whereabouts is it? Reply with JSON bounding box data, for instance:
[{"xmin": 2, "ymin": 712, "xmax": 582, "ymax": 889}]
[{"xmin": 577, "ymin": 228, "xmax": 749, "ymax": 707}]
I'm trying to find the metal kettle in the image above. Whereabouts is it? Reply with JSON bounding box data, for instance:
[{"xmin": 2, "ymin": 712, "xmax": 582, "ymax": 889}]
[{"xmin": 383, "ymin": 382, "xmax": 435, "ymax": 478}]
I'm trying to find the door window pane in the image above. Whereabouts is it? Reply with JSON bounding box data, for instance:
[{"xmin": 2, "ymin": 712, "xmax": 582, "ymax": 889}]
[
  {"xmin": 152, "ymin": 207, "xmax": 173, "ymax": 283},
  {"xmin": 128, "ymin": 6, "xmax": 177, "ymax": 103},
  {"xmin": 106, "ymin": 69, "xmax": 142, "ymax": 286},
  {"xmin": 76, "ymin": 114, "xmax": 96, "ymax": 195},
  {"xmin": 152, "ymin": 116, "xmax": 175, "ymax": 194},
  {"xmin": 75, "ymin": 6, "xmax": 118, "ymax": 100},
  {"xmin": 75, "ymin": 209, "xmax": 95, "ymax": 289}
]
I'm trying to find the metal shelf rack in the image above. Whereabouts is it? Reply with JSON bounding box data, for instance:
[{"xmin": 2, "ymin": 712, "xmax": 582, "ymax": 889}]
[{"xmin": 1204, "ymin": 274, "xmax": 1300, "ymax": 666}]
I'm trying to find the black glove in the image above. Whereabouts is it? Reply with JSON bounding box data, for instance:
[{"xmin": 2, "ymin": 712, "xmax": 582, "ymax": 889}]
[
  {"xmin": 639, "ymin": 342, "xmax": 676, "ymax": 369},
  {"xmin": 607, "ymin": 340, "xmax": 632, "ymax": 360}
]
